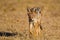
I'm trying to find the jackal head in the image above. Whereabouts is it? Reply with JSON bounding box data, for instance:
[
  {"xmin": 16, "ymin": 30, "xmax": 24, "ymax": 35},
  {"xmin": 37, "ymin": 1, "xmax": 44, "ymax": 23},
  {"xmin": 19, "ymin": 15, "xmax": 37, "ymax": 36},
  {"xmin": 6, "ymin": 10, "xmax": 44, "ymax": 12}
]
[{"xmin": 27, "ymin": 7, "xmax": 41, "ymax": 22}]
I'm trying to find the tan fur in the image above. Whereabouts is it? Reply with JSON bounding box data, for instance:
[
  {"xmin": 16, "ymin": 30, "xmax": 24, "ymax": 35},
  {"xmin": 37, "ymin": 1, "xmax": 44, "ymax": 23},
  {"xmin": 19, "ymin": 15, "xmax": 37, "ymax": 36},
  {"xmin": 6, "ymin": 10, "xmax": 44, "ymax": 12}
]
[{"xmin": 27, "ymin": 7, "xmax": 42, "ymax": 37}]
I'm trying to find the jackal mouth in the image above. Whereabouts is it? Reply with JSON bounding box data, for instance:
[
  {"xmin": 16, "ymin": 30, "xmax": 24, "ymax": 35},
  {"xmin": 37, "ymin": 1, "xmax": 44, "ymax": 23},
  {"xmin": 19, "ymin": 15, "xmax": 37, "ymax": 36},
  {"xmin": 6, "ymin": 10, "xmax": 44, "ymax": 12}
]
[{"xmin": 29, "ymin": 18, "xmax": 34, "ymax": 22}]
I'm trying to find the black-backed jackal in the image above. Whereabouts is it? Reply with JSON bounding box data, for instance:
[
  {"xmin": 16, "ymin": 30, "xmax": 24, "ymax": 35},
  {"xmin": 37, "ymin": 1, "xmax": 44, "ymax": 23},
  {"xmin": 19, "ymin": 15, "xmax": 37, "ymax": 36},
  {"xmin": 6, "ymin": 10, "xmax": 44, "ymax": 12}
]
[{"xmin": 27, "ymin": 7, "xmax": 43, "ymax": 37}]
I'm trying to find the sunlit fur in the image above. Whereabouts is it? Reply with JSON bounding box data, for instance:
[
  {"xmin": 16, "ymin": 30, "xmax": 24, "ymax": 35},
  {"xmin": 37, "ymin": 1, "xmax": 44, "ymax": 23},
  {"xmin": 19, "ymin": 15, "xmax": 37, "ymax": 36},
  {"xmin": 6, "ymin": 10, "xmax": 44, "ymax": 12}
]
[{"xmin": 27, "ymin": 7, "xmax": 42, "ymax": 37}]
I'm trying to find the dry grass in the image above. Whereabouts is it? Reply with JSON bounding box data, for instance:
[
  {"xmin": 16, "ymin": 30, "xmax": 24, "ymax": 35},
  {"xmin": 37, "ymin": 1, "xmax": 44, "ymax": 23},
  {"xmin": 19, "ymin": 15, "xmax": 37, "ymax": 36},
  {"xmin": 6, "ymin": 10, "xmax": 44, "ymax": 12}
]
[{"xmin": 0, "ymin": 0, "xmax": 60, "ymax": 40}]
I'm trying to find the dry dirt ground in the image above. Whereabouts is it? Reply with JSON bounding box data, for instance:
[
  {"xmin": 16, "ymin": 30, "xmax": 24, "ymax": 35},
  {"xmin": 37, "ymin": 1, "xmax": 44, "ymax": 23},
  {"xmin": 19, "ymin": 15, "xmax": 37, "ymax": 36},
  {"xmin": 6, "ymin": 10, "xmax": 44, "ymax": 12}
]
[{"xmin": 0, "ymin": 0, "xmax": 60, "ymax": 40}]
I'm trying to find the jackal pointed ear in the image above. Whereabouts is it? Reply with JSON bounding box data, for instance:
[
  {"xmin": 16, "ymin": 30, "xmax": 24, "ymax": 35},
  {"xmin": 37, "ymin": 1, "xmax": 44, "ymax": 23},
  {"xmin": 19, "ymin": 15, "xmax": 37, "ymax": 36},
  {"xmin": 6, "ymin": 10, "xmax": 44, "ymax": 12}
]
[
  {"xmin": 35, "ymin": 7, "xmax": 41, "ymax": 13},
  {"xmin": 27, "ymin": 7, "xmax": 31, "ymax": 12}
]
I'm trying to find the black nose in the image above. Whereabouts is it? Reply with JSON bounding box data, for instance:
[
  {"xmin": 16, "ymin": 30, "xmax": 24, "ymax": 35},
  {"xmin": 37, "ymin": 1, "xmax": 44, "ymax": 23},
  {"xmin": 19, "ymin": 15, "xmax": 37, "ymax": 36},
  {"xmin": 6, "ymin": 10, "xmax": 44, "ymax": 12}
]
[{"xmin": 29, "ymin": 18, "xmax": 34, "ymax": 22}]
